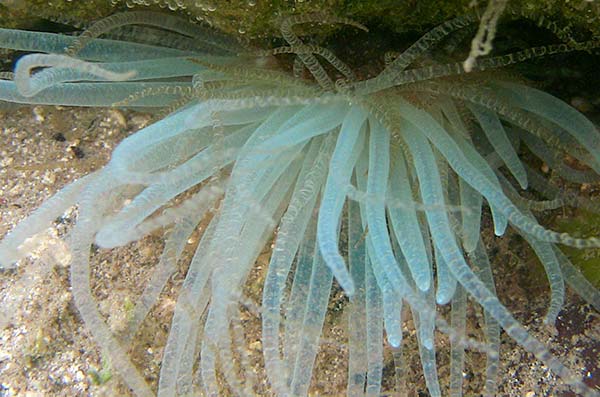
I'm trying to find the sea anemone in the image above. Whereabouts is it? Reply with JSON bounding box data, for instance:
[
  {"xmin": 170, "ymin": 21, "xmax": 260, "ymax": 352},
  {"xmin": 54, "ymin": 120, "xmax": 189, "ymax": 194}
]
[{"xmin": 0, "ymin": 8, "xmax": 599, "ymax": 397}]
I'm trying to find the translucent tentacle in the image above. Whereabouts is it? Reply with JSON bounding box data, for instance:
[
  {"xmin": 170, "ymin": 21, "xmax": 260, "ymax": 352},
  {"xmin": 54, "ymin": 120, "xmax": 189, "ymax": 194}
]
[
  {"xmin": 259, "ymin": 102, "xmax": 349, "ymax": 150},
  {"xmin": 14, "ymin": 53, "xmax": 135, "ymax": 97},
  {"xmin": 0, "ymin": 27, "xmax": 192, "ymax": 61},
  {"xmin": 70, "ymin": 178, "xmax": 153, "ymax": 397},
  {"xmin": 365, "ymin": 256, "xmax": 384, "ymax": 397},
  {"xmin": 278, "ymin": 13, "xmax": 367, "ymax": 90},
  {"xmin": 67, "ymin": 11, "xmax": 242, "ymax": 56},
  {"xmin": 158, "ymin": 218, "xmax": 218, "ymax": 397},
  {"xmin": 364, "ymin": 119, "xmax": 405, "ymax": 347},
  {"xmin": 317, "ymin": 108, "xmax": 367, "ymax": 296},
  {"xmin": 355, "ymin": 14, "xmax": 476, "ymax": 94},
  {"xmin": 495, "ymin": 81, "xmax": 600, "ymax": 172},
  {"xmin": 388, "ymin": 154, "xmax": 433, "ymax": 291},
  {"xmin": 123, "ymin": 184, "xmax": 222, "ymax": 342},
  {"xmin": 525, "ymin": 165, "xmax": 600, "ymax": 214},
  {"xmin": 284, "ymin": 213, "xmax": 317, "ymax": 371},
  {"xmin": 262, "ymin": 45, "xmax": 357, "ymax": 81},
  {"xmin": 401, "ymin": 115, "xmax": 597, "ymax": 397},
  {"xmin": 449, "ymin": 285, "xmax": 467, "ymax": 397},
  {"xmin": 413, "ymin": 303, "xmax": 441, "ymax": 397},
  {"xmin": 459, "ymin": 178, "xmax": 483, "ymax": 252},
  {"xmin": 396, "ymin": 98, "xmax": 600, "ymax": 248},
  {"xmin": 355, "ymin": 158, "xmax": 385, "ymax": 397},
  {"xmin": 262, "ymin": 131, "xmax": 334, "ymax": 395},
  {"xmin": 451, "ymin": 130, "xmax": 508, "ymax": 236},
  {"xmin": 468, "ymin": 102, "xmax": 528, "ymax": 188},
  {"xmin": 346, "ymin": 199, "xmax": 369, "ymax": 397},
  {"xmin": 521, "ymin": 133, "xmax": 599, "ymax": 184},
  {"xmin": 0, "ymin": 79, "xmax": 187, "ymax": 107},
  {"xmin": 0, "ymin": 173, "xmax": 96, "ymax": 267},
  {"xmin": 468, "ymin": 241, "xmax": 500, "ymax": 397},
  {"xmin": 435, "ymin": 245, "xmax": 458, "ymax": 305},
  {"xmin": 288, "ymin": 247, "xmax": 333, "ymax": 396}
]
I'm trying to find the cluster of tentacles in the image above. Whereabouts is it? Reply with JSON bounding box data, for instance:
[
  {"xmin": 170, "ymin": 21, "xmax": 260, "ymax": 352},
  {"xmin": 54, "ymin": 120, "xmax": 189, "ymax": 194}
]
[{"xmin": 0, "ymin": 9, "xmax": 599, "ymax": 397}]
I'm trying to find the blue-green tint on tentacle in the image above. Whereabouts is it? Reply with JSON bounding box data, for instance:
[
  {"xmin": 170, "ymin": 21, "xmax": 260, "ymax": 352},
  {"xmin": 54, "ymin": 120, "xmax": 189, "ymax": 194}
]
[
  {"xmin": 262, "ymin": 132, "xmax": 334, "ymax": 395},
  {"xmin": 458, "ymin": 177, "xmax": 483, "ymax": 253},
  {"xmin": 259, "ymin": 102, "xmax": 349, "ymax": 151},
  {"xmin": 467, "ymin": 103, "xmax": 528, "ymax": 189},
  {"xmin": 499, "ymin": 175, "xmax": 565, "ymax": 325},
  {"xmin": 0, "ymin": 80, "xmax": 187, "ymax": 106},
  {"xmin": 366, "ymin": 120, "xmax": 407, "ymax": 346},
  {"xmin": 387, "ymin": 153, "xmax": 433, "ymax": 291},
  {"xmin": 401, "ymin": 117, "xmax": 596, "ymax": 397},
  {"xmin": 364, "ymin": 255, "xmax": 384, "ymax": 397},
  {"xmin": 435, "ymin": 244, "xmax": 458, "ymax": 305},
  {"xmin": 449, "ymin": 131, "xmax": 508, "ymax": 236},
  {"xmin": 317, "ymin": 108, "xmax": 367, "ymax": 296},
  {"xmin": 468, "ymin": 242, "xmax": 501, "ymax": 397},
  {"xmin": 14, "ymin": 54, "xmax": 137, "ymax": 97},
  {"xmin": 494, "ymin": 82, "xmax": 600, "ymax": 173},
  {"xmin": 0, "ymin": 28, "xmax": 194, "ymax": 61},
  {"xmin": 449, "ymin": 284, "xmax": 467, "ymax": 397},
  {"xmin": 0, "ymin": 173, "xmax": 94, "ymax": 267},
  {"xmin": 396, "ymin": 98, "xmax": 600, "ymax": 249},
  {"xmin": 346, "ymin": 199, "xmax": 369, "ymax": 397}
]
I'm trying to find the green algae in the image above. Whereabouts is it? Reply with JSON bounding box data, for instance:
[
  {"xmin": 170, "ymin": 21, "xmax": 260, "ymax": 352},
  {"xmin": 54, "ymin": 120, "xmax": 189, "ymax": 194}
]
[
  {"xmin": 0, "ymin": 0, "xmax": 115, "ymax": 29},
  {"xmin": 1, "ymin": 0, "xmax": 599, "ymax": 40},
  {"xmin": 557, "ymin": 210, "xmax": 600, "ymax": 288},
  {"xmin": 89, "ymin": 357, "xmax": 113, "ymax": 386}
]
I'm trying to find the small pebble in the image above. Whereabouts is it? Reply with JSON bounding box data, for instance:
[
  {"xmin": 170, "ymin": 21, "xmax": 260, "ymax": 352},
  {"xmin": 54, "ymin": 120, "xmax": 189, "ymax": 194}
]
[
  {"xmin": 69, "ymin": 146, "xmax": 85, "ymax": 159},
  {"xmin": 32, "ymin": 107, "xmax": 45, "ymax": 123},
  {"xmin": 52, "ymin": 132, "xmax": 66, "ymax": 142},
  {"xmin": 108, "ymin": 109, "xmax": 127, "ymax": 128}
]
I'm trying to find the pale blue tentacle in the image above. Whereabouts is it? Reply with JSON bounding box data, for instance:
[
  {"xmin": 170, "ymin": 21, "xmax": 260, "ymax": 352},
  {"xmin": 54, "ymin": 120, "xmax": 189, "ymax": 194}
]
[
  {"xmin": 401, "ymin": 116, "xmax": 597, "ymax": 397},
  {"xmin": 396, "ymin": 98, "xmax": 600, "ymax": 248},
  {"xmin": 468, "ymin": 241, "xmax": 500, "ymax": 397},
  {"xmin": 459, "ymin": 178, "xmax": 483, "ymax": 253},
  {"xmin": 0, "ymin": 27, "xmax": 194, "ymax": 61},
  {"xmin": 261, "ymin": 132, "xmax": 334, "ymax": 395},
  {"xmin": 346, "ymin": 199, "xmax": 369, "ymax": 397},
  {"xmin": 387, "ymin": 153, "xmax": 432, "ymax": 291},
  {"xmin": 494, "ymin": 82, "xmax": 600, "ymax": 172},
  {"xmin": 317, "ymin": 107, "xmax": 367, "ymax": 296},
  {"xmin": 0, "ymin": 173, "xmax": 96, "ymax": 267},
  {"xmin": 468, "ymin": 103, "xmax": 528, "ymax": 188}
]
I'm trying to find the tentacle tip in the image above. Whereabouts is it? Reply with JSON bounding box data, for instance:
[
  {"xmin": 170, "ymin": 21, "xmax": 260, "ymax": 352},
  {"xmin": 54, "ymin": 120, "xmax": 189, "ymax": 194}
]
[
  {"xmin": 463, "ymin": 57, "xmax": 476, "ymax": 73},
  {"xmin": 435, "ymin": 294, "xmax": 451, "ymax": 306},
  {"xmin": 0, "ymin": 248, "xmax": 20, "ymax": 270},
  {"xmin": 356, "ymin": 24, "xmax": 369, "ymax": 33},
  {"xmin": 0, "ymin": 262, "xmax": 18, "ymax": 271},
  {"xmin": 341, "ymin": 281, "xmax": 356, "ymax": 297},
  {"xmin": 416, "ymin": 277, "xmax": 431, "ymax": 292},
  {"xmin": 387, "ymin": 335, "xmax": 402, "ymax": 348},
  {"xmin": 421, "ymin": 338, "xmax": 434, "ymax": 351},
  {"xmin": 542, "ymin": 320, "xmax": 559, "ymax": 335},
  {"xmin": 94, "ymin": 235, "xmax": 122, "ymax": 249},
  {"xmin": 463, "ymin": 242, "xmax": 477, "ymax": 254}
]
